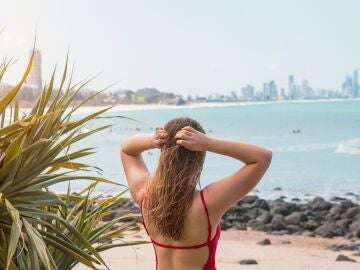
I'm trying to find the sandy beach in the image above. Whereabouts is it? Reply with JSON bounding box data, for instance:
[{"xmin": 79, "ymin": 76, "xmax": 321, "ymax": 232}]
[{"xmin": 75, "ymin": 229, "xmax": 359, "ymax": 270}]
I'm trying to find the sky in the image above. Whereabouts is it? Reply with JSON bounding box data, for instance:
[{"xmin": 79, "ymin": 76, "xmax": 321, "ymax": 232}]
[{"xmin": 0, "ymin": 0, "xmax": 359, "ymax": 96}]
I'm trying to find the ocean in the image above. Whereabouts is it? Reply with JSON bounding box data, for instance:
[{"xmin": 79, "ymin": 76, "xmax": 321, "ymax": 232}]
[{"xmin": 54, "ymin": 99, "xmax": 360, "ymax": 203}]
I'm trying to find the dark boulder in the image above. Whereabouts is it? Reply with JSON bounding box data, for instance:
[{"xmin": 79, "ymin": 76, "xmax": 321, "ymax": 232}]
[
  {"xmin": 252, "ymin": 199, "xmax": 271, "ymax": 211},
  {"xmin": 346, "ymin": 206, "xmax": 360, "ymax": 219},
  {"xmin": 239, "ymin": 259, "xmax": 258, "ymax": 265},
  {"xmin": 271, "ymin": 219, "xmax": 288, "ymax": 231},
  {"xmin": 220, "ymin": 219, "xmax": 232, "ymax": 231},
  {"xmin": 271, "ymin": 205, "xmax": 290, "ymax": 216},
  {"xmin": 256, "ymin": 212, "xmax": 272, "ymax": 224},
  {"xmin": 257, "ymin": 238, "xmax": 271, "ymax": 245},
  {"xmin": 233, "ymin": 222, "xmax": 247, "ymax": 230},
  {"xmin": 314, "ymin": 223, "xmax": 334, "ymax": 238},
  {"xmin": 310, "ymin": 197, "xmax": 332, "ymax": 211},
  {"xmin": 287, "ymin": 225, "xmax": 302, "ymax": 234},
  {"xmin": 239, "ymin": 195, "xmax": 259, "ymax": 205},
  {"xmin": 349, "ymin": 221, "xmax": 360, "ymax": 237},
  {"xmin": 303, "ymin": 220, "xmax": 320, "ymax": 231},
  {"xmin": 335, "ymin": 254, "xmax": 356, "ymax": 262},
  {"xmin": 284, "ymin": 212, "xmax": 308, "ymax": 225},
  {"xmin": 331, "ymin": 196, "xmax": 347, "ymax": 202}
]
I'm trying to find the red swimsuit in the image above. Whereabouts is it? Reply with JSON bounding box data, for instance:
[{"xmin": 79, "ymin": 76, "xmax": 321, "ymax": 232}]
[{"xmin": 140, "ymin": 190, "xmax": 221, "ymax": 270}]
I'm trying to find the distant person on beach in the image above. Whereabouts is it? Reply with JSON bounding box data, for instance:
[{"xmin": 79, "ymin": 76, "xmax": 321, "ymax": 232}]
[{"xmin": 121, "ymin": 117, "xmax": 272, "ymax": 270}]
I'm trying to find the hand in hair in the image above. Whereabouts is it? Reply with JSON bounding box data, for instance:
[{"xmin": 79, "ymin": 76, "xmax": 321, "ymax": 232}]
[
  {"xmin": 152, "ymin": 127, "xmax": 168, "ymax": 148},
  {"xmin": 174, "ymin": 126, "xmax": 210, "ymax": 151}
]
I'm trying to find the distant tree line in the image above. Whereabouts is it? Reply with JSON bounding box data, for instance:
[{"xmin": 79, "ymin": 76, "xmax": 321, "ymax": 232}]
[{"xmin": 0, "ymin": 84, "xmax": 186, "ymax": 107}]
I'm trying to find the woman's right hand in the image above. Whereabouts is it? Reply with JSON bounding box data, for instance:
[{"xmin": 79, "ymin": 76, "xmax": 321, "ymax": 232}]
[{"xmin": 174, "ymin": 126, "xmax": 211, "ymax": 151}]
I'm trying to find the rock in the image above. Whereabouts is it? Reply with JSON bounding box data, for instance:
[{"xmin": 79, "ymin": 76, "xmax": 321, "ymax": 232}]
[
  {"xmin": 314, "ymin": 223, "xmax": 334, "ymax": 238},
  {"xmin": 327, "ymin": 204, "xmax": 347, "ymax": 220},
  {"xmin": 253, "ymin": 223, "xmax": 272, "ymax": 232},
  {"xmin": 284, "ymin": 212, "xmax": 308, "ymax": 225},
  {"xmin": 241, "ymin": 203, "xmax": 254, "ymax": 210},
  {"xmin": 271, "ymin": 219, "xmax": 288, "ymax": 231},
  {"xmin": 252, "ymin": 199, "xmax": 271, "ymax": 211},
  {"xmin": 220, "ymin": 219, "xmax": 232, "ymax": 231},
  {"xmin": 335, "ymin": 254, "xmax": 356, "ymax": 262},
  {"xmin": 326, "ymin": 242, "xmax": 360, "ymax": 252},
  {"xmin": 346, "ymin": 192, "xmax": 356, "ymax": 197},
  {"xmin": 340, "ymin": 199, "xmax": 355, "ymax": 210},
  {"xmin": 271, "ymin": 205, "xmax": 290, "ymax": 216},
  {"xmin": 273, "ymin": 187, "xmax": 282, "ymax": 191},
  {"xmin": 349, "ymin": 221, "xmax": 360, "ymax": 237},
  {"xmin": 233, "ymin": 222, "xmax": 247, "ymax": 230},
  {"xmin": 353, "ymin": 251, "xmax": 360, "ymax": 256},
  {"xmin": 239, "ymin": 259, "xmax": 258, "ymax": 265},
  {"xmin": 256, "ymin": 212, "xmax": 272, "ymax": 224},
  {"xmin": 281, "ymin": 240, "xmax": 292, "ymax": 244},
  {"xmin": 287, "ymin": 225, "xmax": 302, "ymax": 234},
  {"xmin": 291, "ymin": 198, "xmax": 301, "ymax": 202},
  {"xmin": 240, "ymin": 195, "xmax": 259, "ymax": 205},
  {"xmin": 257, "ymin": 238, "xmax": 271, "ymax": 245},
  {"xmin": 331, "ymin": 196, "xmax": 347, "ymax": 202},
  {"xmin": 303, "ymin": 220, "xmax": 320, "ymax": 231},
  {"xmin": 346, "ymin": 206, "xmax": 360, "ymax": 219},
  {"xmin": 238, "ymin": 214, "xmax": 251, "ymax": 223},
  {"xmin": 310, "ymin": 197, "xmax": 332, "ymax": 211}
]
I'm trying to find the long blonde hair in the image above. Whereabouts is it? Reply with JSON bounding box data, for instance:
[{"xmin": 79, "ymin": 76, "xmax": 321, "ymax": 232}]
[{"xmin": 144, "ymin": 117, "xmax": 206, "ymax": 240}]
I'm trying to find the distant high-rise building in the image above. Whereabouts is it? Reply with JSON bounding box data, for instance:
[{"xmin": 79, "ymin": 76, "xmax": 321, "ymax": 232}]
[
  {"xmin": 262, "ymin": 80, "xmax": 278, "ymax": 100},
  {"xmin": 269, "ymin": 80, "xmax": 278, "ymax": 100},
  {"xmin": 342, "ymin": 76, "xmax": 353, "ymax": 97},
  {"xmin": 353, "ymin": 69, "xmax": 359, "ymax": 98},
  {"xmin": 27, "ymin": 49, "xmax": 42, "ymax": 91},
  {"xmin": 288, "ymin": 74, "xmax": 295, "ymax": 99},
  {"xmin": 263, "ymin": 82, "xmax": 270, "ymax": 100},
  {"xmin": 241, "ymin": 84, "xmax": 254, "ymax": 100}
]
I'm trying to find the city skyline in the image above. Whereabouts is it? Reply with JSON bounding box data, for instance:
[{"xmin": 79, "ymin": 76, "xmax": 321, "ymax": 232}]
[
  {"xmin": 1, "ymin": 1, "xmax": 360, "ymax": 96},
  {"xmin": 1, "ymin": 48, "xmax": 359, "ymax": 102}
]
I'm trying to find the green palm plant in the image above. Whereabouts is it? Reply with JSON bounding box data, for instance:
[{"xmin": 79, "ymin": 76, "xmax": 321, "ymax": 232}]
[{"xmin": 0, "ymin": 50, "xmax": 146, "ymax": 270}]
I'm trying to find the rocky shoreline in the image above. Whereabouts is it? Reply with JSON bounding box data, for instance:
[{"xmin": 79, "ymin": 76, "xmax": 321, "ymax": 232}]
[
  {"xmin": 111, "ymin": 194, "xmax": 360, "ymax": 240},
  {"xmin": 221, "ymin": 195, "xmax": 360, "ymax": 239}
]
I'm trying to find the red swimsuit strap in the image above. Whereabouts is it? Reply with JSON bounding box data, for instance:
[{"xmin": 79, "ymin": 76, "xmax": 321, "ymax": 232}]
[{"xmin": 140, "ymin": 189, "xmax": 213, "ymax": 249}]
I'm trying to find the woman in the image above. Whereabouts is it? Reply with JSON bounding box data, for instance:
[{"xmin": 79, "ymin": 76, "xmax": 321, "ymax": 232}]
[{"xmin": 121, "ymin": 117, "xmax": 272, "ymax": 270}]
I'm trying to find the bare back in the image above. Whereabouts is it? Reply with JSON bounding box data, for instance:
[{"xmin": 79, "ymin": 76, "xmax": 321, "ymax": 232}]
[{"xmin": 140, "ymin": 189, "xmax": 221, "ymax": 270}]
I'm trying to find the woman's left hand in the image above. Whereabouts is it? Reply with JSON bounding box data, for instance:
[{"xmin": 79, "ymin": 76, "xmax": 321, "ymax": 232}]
[{"xmin": 152, "ymin": 127, "xmax": 168, "ymax": 148}]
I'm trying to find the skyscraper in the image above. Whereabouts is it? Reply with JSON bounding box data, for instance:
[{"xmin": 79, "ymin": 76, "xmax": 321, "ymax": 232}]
[
  {"xmin": 241, "ymin": 84, "xmax": 254, "ymax": 100},
  {"xmin": 28, "ymin": 49, "xmax": 43, "ymax": 91},
  {"xmin": 288, "ymin": 75, "xmax": 295, "ymax": 99},
  {"xmin": 353, "ymin": 69, "xmax": 359, "ymax": 98},
  {"xmin": 342, "ymin": 76, "xmax": 353, "ymax": 97},
  {"xmin": 269, "ymin": 80, "xmax": 278, "ymax": 100},
  {"xmin": 263, "ymin": 82, "xmax": 270, "ymax": 100}
]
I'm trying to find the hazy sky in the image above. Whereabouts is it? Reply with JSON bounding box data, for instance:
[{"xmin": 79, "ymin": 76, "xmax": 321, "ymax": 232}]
[{"xmin": 0, "ymin": 0, "xmax": 359, "ymax": 95}]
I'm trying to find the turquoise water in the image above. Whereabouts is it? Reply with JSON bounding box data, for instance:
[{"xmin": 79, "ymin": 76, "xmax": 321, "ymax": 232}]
[{"xmin": 55, "ymin": 100, "xmax": 360, "ymax": 202}]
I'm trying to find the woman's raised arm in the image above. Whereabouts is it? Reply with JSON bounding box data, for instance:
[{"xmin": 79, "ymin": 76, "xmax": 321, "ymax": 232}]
[
  {"xmin": 175, "ymin": 126, "xmax": 272, "ymax": 222},
  {"xmin": 120, "ymin": 128, "xmax": 167, "ymax": 203}
]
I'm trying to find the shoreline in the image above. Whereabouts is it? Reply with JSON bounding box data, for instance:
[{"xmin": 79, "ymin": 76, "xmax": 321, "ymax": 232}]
[
  {"xmin": 10, "ymin": 97, "xmax": 360, "ymax": 115},
  {"xmin": 78, "ymin": 97, "xmax": 360, "ymax": 113}
]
